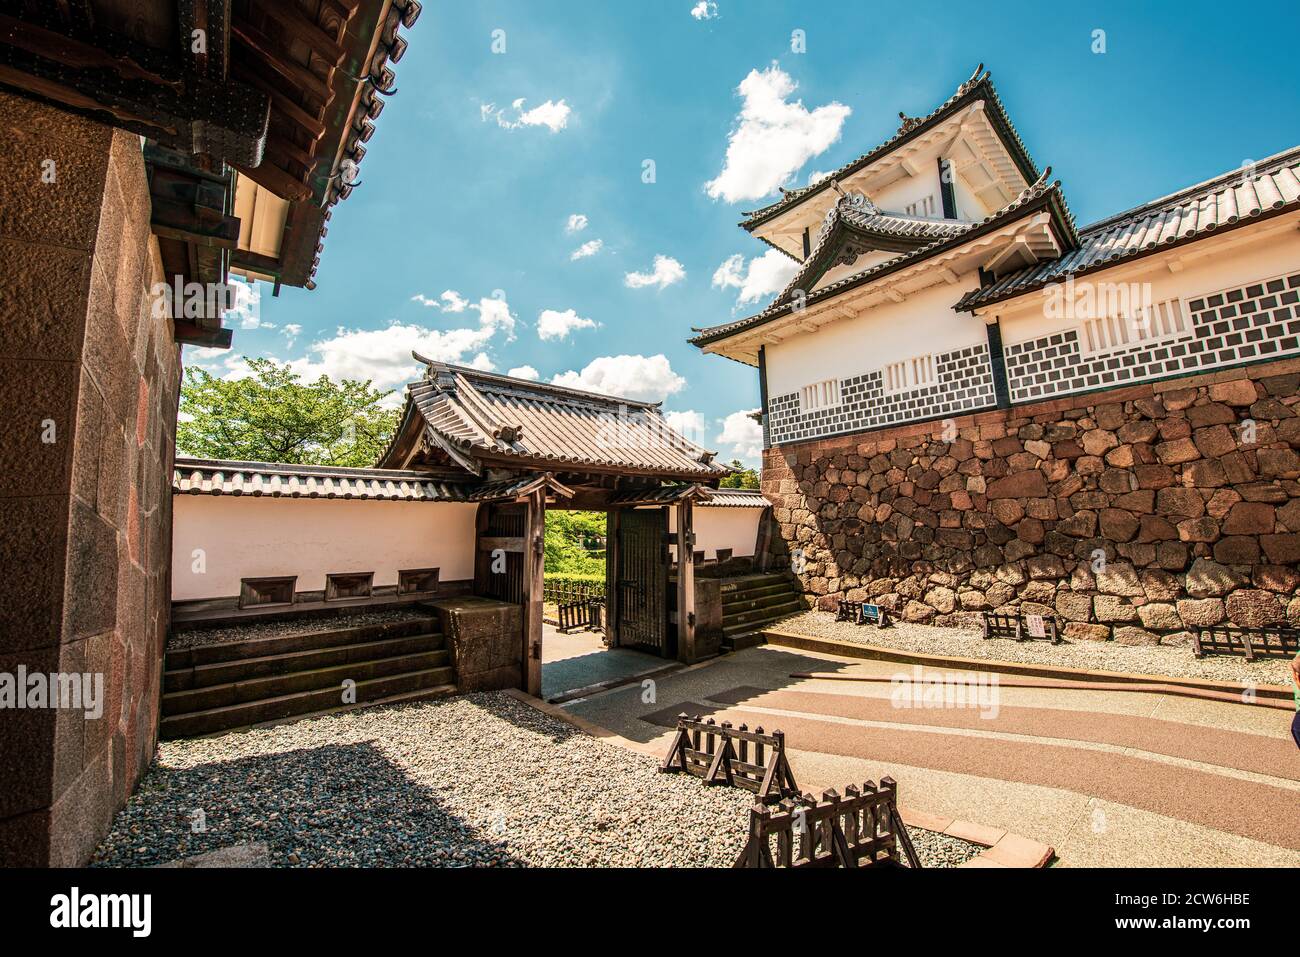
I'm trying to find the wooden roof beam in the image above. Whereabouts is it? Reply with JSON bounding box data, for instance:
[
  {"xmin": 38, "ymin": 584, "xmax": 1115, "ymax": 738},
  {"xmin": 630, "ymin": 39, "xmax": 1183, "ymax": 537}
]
[
  {"xmin": 231, "ymin": 64, "xmax": 327, "ymax": 140},
  {"xmin": 251, "ymin": 1, "xmax": 347, "ymax": 66},
  {"xmin": 231, "ymin": 20, "xmax": 331, "ymax": 104},
  {"xmin": 232, "ymin": 158, "xmax": 311, "ymax": 202}
]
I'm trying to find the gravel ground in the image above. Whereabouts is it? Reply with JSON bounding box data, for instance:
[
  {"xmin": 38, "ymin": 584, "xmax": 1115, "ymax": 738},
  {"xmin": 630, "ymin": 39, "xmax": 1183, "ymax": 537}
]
[
  {"xmin": 774, "ymin": 611, "xmax": 1293, "ymax": 685},
  {"xmin": 903, "ymin": 830, "xmax": 982, "ymax": 867},
  {"xmin": 168, "ymin": 608, "xmax": 431, "ymax": 651},
  {"xmin": 90, "ymin": 692, "xmax": 974, "ymax": 868}
]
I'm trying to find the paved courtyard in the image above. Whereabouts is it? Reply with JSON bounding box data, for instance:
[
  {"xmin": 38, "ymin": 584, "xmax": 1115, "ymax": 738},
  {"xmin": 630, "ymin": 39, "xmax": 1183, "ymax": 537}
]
[
  {"xmin": 540, "ymin": 624, "xmax": 668, "ymax": 702},
  {"xmin": 560, "ymin": 642, "xmax": 1300, "ymax": 867}
]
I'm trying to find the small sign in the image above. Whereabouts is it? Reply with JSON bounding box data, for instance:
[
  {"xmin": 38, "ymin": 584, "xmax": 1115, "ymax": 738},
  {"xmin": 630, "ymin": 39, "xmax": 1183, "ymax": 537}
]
[{"xmin": 1025, "ymin": 614, "xmax": 1046, "ymax": 639}]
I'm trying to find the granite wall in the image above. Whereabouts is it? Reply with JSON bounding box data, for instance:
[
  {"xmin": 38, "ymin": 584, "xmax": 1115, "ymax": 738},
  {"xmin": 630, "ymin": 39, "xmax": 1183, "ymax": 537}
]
[
  {"xmin": 0, "ymin": 92, "xmax": 180, "ymax": 865},
  {"xmin": 761, "ymin": 357, "xmax": 1300, "ymax": 645}
]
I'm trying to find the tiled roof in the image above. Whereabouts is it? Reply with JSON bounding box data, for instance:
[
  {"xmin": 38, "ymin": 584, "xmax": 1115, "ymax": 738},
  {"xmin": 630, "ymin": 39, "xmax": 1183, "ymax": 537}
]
[
  {"xmin": 691, "ymin": 169, "xmax": 1074, "ymax": 348},
  {"xmin": 393, "ymin": 360, "xmax": 729, "ymax": 479},
  {"xmin": 740, "ymin": 65, "xmax": 1038, "ymax": 230},
  {"xmin": 466, "ymin": 473, "xmax": 576, "ymax": 502},
  {"xmin": 172, "ymin": 457, "xmax": 471, "ymax": 501},
  {"xmin": 700, "ymin": 489, "xmax": 772, "ymax": 508},
  {"xmin": 838, "ymin": 205, "xmax": 974, "ymax": 242},
  {"xmin": 957, "ymin": 146, "xmax": 1300, "ymax": 312},
  {"xmin": 608, "ymin": 484, "xmax": 716, "ymax": 507}
]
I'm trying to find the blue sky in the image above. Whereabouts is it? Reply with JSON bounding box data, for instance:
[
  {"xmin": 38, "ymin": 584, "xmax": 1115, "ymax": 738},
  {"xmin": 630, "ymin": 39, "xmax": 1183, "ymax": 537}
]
[{"xmin": 191, "ymin": 0, "xmax": 1300, "ymax": 466}]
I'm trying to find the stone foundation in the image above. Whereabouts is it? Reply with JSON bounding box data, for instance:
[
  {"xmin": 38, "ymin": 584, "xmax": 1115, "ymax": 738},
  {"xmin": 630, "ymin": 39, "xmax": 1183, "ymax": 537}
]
[
  {"xmin": 761, "ymin": 358, "xmax": 1300, "ymax": 645},
  {"xmin": 0, "ymin": 95, "xmax": 180, "ymax": 864},
  {"xmin": 431, "ymin": 597, "xmax": 524, "ymax": 692}
]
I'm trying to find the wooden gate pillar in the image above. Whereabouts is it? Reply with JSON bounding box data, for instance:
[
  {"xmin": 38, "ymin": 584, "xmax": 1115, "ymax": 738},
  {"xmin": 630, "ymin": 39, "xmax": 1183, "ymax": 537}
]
[
  {"xmin": 605, "ymin": 508, "xmax": 621, "ymax": 648},
  {"xmin": 522, "ymin": 490, "xmax": 546, "ymax": 696},
  {"xmin": 676, "ymin": 498, "xmax": 697, "ymax": 663}
]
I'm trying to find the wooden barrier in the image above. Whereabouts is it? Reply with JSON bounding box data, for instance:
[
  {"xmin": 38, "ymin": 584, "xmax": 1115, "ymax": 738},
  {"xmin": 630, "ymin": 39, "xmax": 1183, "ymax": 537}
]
[
  {"xmin": 1194, "ymin": 625, "xmax": 1300, "ymax": 661},
  {"xmin": 659, "ymin": 715, "xmax": 798, "ymax": 803},
  {"xmin": 836, "ymin": 599, "xmax": 891, "ymax": 627},
  {"xmin": 982, "ymin": 611, "xmax": 1060, "ymax": 644},
  {"xmin": 544, "ymin": 578, "xmax": 605, "ymax": 605},
  {"xmin": 557, "ymin": 599, "xmax": 604, "ymax": 634},
  {"xmin": 734, "ymin": 777, "xmax": 922, "ymax": 869}
]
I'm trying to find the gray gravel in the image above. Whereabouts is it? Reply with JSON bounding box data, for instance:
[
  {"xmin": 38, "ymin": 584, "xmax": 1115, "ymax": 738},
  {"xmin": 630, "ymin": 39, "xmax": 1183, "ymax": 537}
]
[
  {"xmin": 91, "ymin": 692, "xmax": 971, "ymax": 868},
  {"xmin": 903, "ymin": 830, "xmax": 983, "ymax": 867},
  {"xmin": 168, "ymin": 608, "xmax": 431, "ymax": 651},
  {"xmin": 774, "ymin": 611, "xmax": 1293, "ymax": 685}
]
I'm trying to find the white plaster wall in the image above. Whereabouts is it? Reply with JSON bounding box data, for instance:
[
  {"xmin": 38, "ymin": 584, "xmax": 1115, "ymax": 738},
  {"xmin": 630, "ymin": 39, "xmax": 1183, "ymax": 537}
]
[
  {"xmin": 813, "ymin": 251, "xmax": 897, "ymax": 291},
  {"xmin": 872, "ymin": 168, "xmax": 942, "ymax": 216},
  {"xmin": 172, "ymin": 496, "xmax": 478, "ymax": 601},
  {"xmin": 765, "ymin": 274, "xmax": 985, "ymax": 398},
  {"xmin": 658, "ymin": 506, "xmax": 763, "ymax": 561},
  {"xmin": 995, "ymin": 220, "xmax": 1300, "ymax": 346}
]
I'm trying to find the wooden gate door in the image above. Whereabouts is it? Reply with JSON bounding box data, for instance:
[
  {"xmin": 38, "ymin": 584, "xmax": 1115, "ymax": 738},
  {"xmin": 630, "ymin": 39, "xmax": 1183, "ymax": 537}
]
[
  {"xmin": 475, "ymin": 503, "xmax": 526, "ymax": 604},
  {"xmin": 615, "ymin": 508, "xmax": 669, "ymax": 655}
]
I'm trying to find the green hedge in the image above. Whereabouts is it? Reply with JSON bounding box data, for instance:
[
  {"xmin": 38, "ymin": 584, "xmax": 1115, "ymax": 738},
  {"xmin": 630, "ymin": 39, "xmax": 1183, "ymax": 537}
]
[{"xmin": 543, "ymin": 573, "xmax": 605, "ymax": 604}]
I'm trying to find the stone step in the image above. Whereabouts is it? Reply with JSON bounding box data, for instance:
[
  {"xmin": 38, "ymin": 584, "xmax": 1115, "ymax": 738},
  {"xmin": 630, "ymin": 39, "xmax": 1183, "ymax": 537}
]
[
  {"xmin": 719, "ymin": 574, "xmax": 793, "ymax": 596},
  {"xmin": 722, "ymin": 580, "xmax": 795, "ymax": 600},
  {"xmin": 721, "ymin": 630, "xmax": 769, "ymax": 652},
  {"xmin": 166, "ymin": 616, "xmax": 440, "ymax": 669},
  {"xmin": 722, "ymin": 590, "xmax": 799, "ymax": 614},
  {"xmin": 160, "ymin": 667, "xmax": 456, "ymax": 739},
  {"xmin": 162, "ymin": 650, "xmax": 451, "ymax": 716},
  {"xmin": 164, "ymin": 632, "xmax": 445, "ymax": 692},
  {"xmin": 722, "ymin": 600, "xmax": 804, "ymax": 631}
]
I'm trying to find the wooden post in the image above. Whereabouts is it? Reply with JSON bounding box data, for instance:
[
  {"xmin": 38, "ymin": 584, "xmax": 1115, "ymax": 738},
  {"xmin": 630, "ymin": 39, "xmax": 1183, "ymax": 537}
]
[
  {"xmin": 605, "ymin": 508, "xmax": 621, "ymax": 648},
  {"xmin": 472, "ymin": 503, "xmax": 490, "ymax": 596},
  {"xmin": 522, "ymin": 490, "xmax": 546, "ymax": 696},
  {"xmin": 676, "ymin": 498, "xmax": 696, "ymax": 663},
  {"xmin": 753, "ymin": 505, "xmax": 773, "ymax": 573}
]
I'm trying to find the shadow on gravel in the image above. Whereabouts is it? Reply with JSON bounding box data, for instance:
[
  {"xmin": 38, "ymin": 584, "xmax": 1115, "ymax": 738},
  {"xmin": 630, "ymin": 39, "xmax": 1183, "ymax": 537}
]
[{"xmin": 90, "ymin": 740, "xmax": 526, "ymax": 867}]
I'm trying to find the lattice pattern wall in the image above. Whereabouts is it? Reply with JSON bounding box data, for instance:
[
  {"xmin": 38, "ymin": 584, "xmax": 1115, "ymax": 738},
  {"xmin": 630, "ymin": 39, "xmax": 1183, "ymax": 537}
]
[
  {"xmin": 768, "ymin": 343, "xmax": 996, "ymax": 445},
  {"xmin": 1005, "ymin": 271, "xmax": 1300, "ymax": 403}
]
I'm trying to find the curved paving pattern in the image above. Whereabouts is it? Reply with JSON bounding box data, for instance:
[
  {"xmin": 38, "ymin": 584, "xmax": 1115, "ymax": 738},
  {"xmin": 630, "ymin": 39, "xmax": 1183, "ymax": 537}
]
[
  {"xmin": 706, "ymin": 686, "xmax": 1300, "ymax": 781},
  {"xmin": 642, "ymin": 699, "xmax": 1300, "ymax": 850}
]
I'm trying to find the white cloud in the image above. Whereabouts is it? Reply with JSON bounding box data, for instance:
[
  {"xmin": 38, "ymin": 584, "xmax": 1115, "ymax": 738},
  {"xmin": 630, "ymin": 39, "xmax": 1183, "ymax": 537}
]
[
  {"xmin": 712, "ymin": 249, "xmax": 800, "ymax": 306},
  {"xmin": 551, "ymin": 354, "xmax": 686, "ymax": 403},
  {"xmin": 705, "ymin": 64, "xmax": 850, "ymax": 203},
  {"xmin": 624, "ymin": 254, "xmax": 686, "ymax": 290},
  {"xmin": 507, "ymin": 365, "xmax": 540, "ymax": 381},
  {"xmin": 472, "ymin": 295, "xmax": 516, "ymax": 339},
  {"xmin": 286, "ymin": 323, "xmax": 489, "ymax": 392},
  {"xmin": 570, "ymin": 239, "xmax": 603, "ymax": 260},
  {"xmin": 412, "ymin": 289, "xmax": 469, "ymax": 312},
  {"xmin": 717, "ymin": 409, "xmax": 763, "ymax": 464},
  {"xmin": 566, "ymin": 214, "xmax": 588, "ymax": 233},
  {"xmin": 280, "ymin": 293, "xmax": 516, "ymax": 393},
  {"xmin": 808, "ymin": 169, "xmax": 832, "ymax": 185},
  {"xmin": 537, "ymin": 308, "xmax": 597, "ymax": 342},
  {"xmin": 482, "ymin": 98, "xmax": 571, "ymax": 132},
  {"xmin": 690, "ymin": 1, "xmax": 719, "ymax": 19},
  {"xmin": 664, "ymin": 409, "xmax": 708, "ymax": 446},
  {"xmin": 225, "ymin": 277, "xmax": 263, "ymax": 329}
]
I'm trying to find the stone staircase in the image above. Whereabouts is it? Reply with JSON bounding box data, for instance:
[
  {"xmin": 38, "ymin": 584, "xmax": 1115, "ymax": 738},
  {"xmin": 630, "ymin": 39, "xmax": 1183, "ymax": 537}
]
[
  {"xmin": 720, "ymin": 573, "xmax": 805, "ymax": 650},
  {"xmin": 161, "ymin": 614, "xmax": 455, "ymax": 739}
]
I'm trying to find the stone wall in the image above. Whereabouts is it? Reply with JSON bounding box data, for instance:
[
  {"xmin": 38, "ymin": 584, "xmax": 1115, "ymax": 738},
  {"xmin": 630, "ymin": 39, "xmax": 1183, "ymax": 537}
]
[
  {"xmin": 761, "ymin": 357, "xmax": 1300, "ymax": 645},
  {"xmin": 0, "ymin": 93, "xmax": 180, "ymax": 865}
]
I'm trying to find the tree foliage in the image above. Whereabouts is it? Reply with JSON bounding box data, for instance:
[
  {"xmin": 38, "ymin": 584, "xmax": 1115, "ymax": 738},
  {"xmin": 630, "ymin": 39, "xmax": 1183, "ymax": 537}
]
[
  {"xmin": 544, "ymin": 510, "xmax": 606, "ymax": 575},
  {"xmin": 178, "ymin": 358, "xmax": 400, "ymax": 467},
  {"xmin": 718, "ymin": 459, "xmax": 760, "ymax": 489}
]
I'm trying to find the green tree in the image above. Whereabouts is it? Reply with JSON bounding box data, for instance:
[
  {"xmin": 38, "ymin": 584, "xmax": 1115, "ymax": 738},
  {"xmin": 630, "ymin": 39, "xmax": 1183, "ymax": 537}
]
[
  {"xmin": 544, "ymin": 510, "xmax": 607, "ymax": 575},
  {"xmin": 718, "ymin": 459, "xmax": 760, "ymax": 489},
  {"xmin": 178, "ymin": 358, "xmax": 400, "ymax": 467}
]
